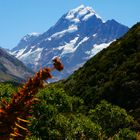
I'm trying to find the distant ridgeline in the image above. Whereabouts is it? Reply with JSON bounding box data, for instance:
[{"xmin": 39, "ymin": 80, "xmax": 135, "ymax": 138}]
[{"xmin": 0, "ymin": 47, "xmax": 33, "ymax": 83}]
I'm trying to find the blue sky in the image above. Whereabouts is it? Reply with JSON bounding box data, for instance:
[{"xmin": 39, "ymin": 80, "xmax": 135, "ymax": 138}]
[{"xmin": 0, "ymin": 0, "xmax": 139, "ymax": 49}]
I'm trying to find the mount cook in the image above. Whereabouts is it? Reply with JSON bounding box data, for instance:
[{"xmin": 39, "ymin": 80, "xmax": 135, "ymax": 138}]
[{"xmin": 11, "ymin": 5, "xmax": 129, "ymax": 81}]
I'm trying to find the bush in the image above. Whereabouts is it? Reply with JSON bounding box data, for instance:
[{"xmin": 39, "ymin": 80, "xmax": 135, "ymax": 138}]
[
  {"xmin": 0, "ymin": 83, "xmax": 16, "ymax": 106},
  {"xmin": 89, "ymin": 100, "xmax": 134, "ymax": 136},
  {"xmin": 29, "ymin": 86, "xmax": 85, "ymax": 139},
  {"xmin": 112, "ymin": 128, "xmax": 137, "ymax": 140},
  {"xmin": 55, "ymin": 114, "xmax": 104, "ymax": 139}
]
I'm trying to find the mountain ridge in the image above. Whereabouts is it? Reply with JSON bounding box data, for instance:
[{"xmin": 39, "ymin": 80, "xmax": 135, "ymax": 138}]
[
  {"xmin": 11, "ymin": 5, "xmax": 129, "ymax": 81},
  {"xmin": 0, "ymin": 47, "xmax": 33, "ymax": 82}
]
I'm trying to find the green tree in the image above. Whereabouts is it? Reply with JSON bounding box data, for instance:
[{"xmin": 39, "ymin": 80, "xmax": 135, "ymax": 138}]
[
  {"xmin": 89, "ymin": 100, "xmax": 134, "ymax": 136},
  {"xmin": 0, "ymin": 83, "xmax": 16, "ymax": 106},
  {"xmin": 112, "ymin": 128, "xmax": 137, "ymax": 140},
  {"xmin": 55, "ymin": 114, "xmax": 103, "ymax": 140},
  {"xmin": 29, "ymin": 86, "xmax": 84, "ymax": 139}
]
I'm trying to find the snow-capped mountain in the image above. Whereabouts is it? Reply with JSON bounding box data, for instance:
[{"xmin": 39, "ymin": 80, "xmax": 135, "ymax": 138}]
[
  {"xmin": 11, "ymin": 5, "xmax": 129, "ymax": 81},
  {"xmin": 12, "ymin": 32, "xmax": 40, "ymax": 55}
]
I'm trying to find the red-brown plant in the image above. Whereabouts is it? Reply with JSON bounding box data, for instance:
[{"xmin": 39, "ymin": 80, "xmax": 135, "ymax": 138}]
[{"xmin": 0, "ymin": 57, "xmax": 63, "ymax": 140}]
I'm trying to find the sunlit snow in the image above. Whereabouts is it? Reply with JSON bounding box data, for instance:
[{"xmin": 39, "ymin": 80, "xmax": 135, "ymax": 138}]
[
  {"xmin": 50, "ymin": 25, "xmax": 78, "ymax": 39},
  {"xmin": 16, "ymin": 48, "xmax": 43, "ymax": 66},
  {"xmin": 85, "ymin": 41, "xmax": 113, "ymax": 58},
  {"xmin": 11, "ymin": 47, "xmax": 27, "ymax": 58},
  {"xmin": 57, "ymin": 37, "xmax": 79, "ymax": 55},
  {"xmin": 65, "ymin": 4, "xmax": 102, "ymax": 22}
]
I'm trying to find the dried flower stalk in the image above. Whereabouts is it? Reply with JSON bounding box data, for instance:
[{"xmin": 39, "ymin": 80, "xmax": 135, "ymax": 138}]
[{"xmin": 0, "ymin": 57, "xmax": 63, "ymax": 140}]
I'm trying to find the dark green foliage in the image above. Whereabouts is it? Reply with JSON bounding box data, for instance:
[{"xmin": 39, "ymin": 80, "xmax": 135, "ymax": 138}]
[
  {"xmin": 35, "ymin": 85, "xmax": 84, "ymax": 113},
  {"xmin": 25, "ymin": 136, "xmax": 42, "ymax": 140},
  {"xmin": 0, "ymin": 83, "xmax": 138, "ymax": 139},
  {"xmin": 28, "ymin": 86, "xmax": 137, "ymax": 139},
  {"xmin": 0, "ymin": 83, "xmax": 16, "ymax": 105},
  {"xmin": 30, "ymin": 86, "xmax": 93, "ymax": 140},
  {"xmin": 89, "ymin": 100, "xmax": 134, "ymax": 136},
  {"xmin": 63, "ymin": 23, "xmax": 140, "ymax": 121},
  {"xmin": 54, "ymin": 114, "xmax": 103, "ymax": 140},
  {"xmin": 113, "ymin": 128, "xmax": 137, "ymax": 140}
]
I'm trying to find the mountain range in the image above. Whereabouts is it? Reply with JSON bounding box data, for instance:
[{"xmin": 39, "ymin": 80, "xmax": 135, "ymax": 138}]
[
  {"xmin": 11, "ymin": 5, "xmax": 129, "ymax": 81},
  {"xmin": 0, "ymin": 47, "xmax": 33, "ymax": 82}
]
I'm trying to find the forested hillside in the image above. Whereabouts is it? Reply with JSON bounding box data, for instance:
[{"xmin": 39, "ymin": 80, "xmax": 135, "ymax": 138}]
[
  {"xmin": 0, "ymin": 23, "xmax": 140, "ymax": 139},
  {"xmin": 0, "ymin": 83, "xmax": 139, "ymax": 139},
  {"xmin": 63, "ymin": 23, "xmax": 140, "ymax": 122}
]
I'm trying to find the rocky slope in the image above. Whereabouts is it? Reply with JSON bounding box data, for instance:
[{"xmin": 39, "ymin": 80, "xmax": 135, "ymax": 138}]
[{"xmin": 0, "ymin": 47, "xmax": 33, "ymax": 82}]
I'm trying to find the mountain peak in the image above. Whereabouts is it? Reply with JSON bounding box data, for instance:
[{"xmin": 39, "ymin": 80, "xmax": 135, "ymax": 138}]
[
  {"xmin": 11, "ymin": 32, "xmax": 40, "ymax": 52},
  {"xmin": 20, "ymin": 32, "xmax": 40, "ymax": 42},
  {"xmin": 65, "ymin": 5, "xmax": 102, "ymax": 23},
  {"xmin": 11, "ymin": 5, "xmax": 129, "ymax": 82},
  {"xmin": 72, "ymin": 4, "xmax": 85, "ymax": 11},
  {"xmin": 22, "ymin": 32, "xmax": 40, "ymax": 41},
  {"xmin": 69, "ymin": 5, "xmax": 94, "ymax": 13},
  {"xmin": 27, "ymin": 32, "xmax": 40, "ymax": 36}
]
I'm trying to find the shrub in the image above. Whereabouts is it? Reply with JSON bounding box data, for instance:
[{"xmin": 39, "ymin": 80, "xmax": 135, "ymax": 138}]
[
  {"xmin": 112, "ymin": 128, "xmax": 137, "ymax": 140},
  {"xmin": 89, "ymin": 100, "xmax": 134, "ymax": 136}
]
